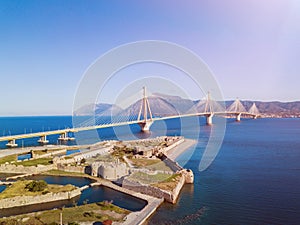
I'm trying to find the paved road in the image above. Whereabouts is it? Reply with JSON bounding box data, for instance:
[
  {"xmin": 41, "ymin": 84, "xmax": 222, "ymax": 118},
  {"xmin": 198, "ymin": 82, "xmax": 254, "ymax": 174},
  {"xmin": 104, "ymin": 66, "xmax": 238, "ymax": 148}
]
[{"xmin": 165, "ymin": 139, "xmax": 197, "ymax": 161}]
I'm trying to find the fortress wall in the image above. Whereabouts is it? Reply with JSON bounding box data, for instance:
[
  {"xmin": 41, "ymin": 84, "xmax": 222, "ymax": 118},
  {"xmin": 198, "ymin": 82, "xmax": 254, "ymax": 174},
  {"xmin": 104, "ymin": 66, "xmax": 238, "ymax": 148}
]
[
  {"xmin": 122, "ymin": 179, "xmax": 172, "ymax": 203},
  {"xmin": 162, "ymin": 137, "xmax": 184, "ymax": 153},
  {"xmin": 0, "ymin": 164, "xmax": 55, "ymax": 174},
  {"xmin": 122, "ymin": 174, "xmax": 186, "ymax": 204},
  {"xmin": 161, "ymin": 155, "xmax": 182, "ymax": 172},
  {"xmin": 31, "ymin": 149, "xmax": 67, "ymax": 159},
  {"xmin": 73, "ymin": 146, "xmax": 111, "ymax": 161},
  {"xmin": 57, "ymin": 165, "xmax": 86, "ymax": 174},
  {"xmin": 0, "ymin": 188, "xmax": 81, "ymax": 209}
]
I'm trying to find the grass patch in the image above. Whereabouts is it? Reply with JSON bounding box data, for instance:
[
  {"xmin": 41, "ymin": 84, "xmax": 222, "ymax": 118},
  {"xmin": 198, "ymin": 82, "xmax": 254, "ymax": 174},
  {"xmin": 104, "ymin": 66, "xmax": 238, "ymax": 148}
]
[
  {"xmin": 0, "ymin": 154, "xmax": 17, "ymax": 164},
  {"xmin": 0, "ymin": 202, "xmax": 130, "ymax": 224},
  {"xmin": 151, "ymin": 173, "xmax": 182, "ymax": 191},
  {"xmin": 129, "ymin": 158, "xmax": 161, "ymax": 167},
  {"xmin": 13, "ymin": 158, "xmax": 52, "ymax": 166},
  {"xmin": 145, "ymin": 160, "xmax": 175, "ymax": 172},
  {"xmin": 47, "ymin": 184, "xmax": 76, "ymax": 193},
  {"xmin": 96, "ymin": 201, "xmax": 129, "ymax": 214},
  {"xmin": 129, "ymin": 172, "xmax": 173, "ymax": 184},
  {"xmin": 38, "ymin": 202, "xmax": 129, "ymax": 224},
  {"xmin": 0, "ymin": 180, "xmax": 76, "ymax": 199}
]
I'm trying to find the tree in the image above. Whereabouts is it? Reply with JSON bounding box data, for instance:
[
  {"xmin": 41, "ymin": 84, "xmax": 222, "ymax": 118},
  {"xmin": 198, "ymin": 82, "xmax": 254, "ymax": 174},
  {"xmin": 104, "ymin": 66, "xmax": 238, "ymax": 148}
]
[{"xmin": 25, "ymin": 180, "xmax": 48, "ymax": 192}]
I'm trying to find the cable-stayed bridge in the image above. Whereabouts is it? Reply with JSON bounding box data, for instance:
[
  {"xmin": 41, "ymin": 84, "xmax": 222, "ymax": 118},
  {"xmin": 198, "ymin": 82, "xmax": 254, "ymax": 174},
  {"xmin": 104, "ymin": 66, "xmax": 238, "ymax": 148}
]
[{"xmin": 0, "ymin": 87, "xmax": 260, "ymax": 147}]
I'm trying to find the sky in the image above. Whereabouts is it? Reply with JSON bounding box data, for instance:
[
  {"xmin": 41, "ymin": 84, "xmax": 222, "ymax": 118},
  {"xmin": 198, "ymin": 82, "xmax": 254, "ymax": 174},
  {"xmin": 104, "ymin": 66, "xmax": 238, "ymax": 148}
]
[{"xmin": 0, "ymin": 0, "xmax": 299, "ymax": 115}]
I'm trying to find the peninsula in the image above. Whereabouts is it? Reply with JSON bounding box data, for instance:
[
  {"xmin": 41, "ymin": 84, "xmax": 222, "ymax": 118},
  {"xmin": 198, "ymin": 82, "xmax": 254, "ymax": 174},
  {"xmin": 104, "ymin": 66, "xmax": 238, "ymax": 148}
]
[{"xmin": 0, "ymin": 136, "xmax": 196, "ymax": 225}]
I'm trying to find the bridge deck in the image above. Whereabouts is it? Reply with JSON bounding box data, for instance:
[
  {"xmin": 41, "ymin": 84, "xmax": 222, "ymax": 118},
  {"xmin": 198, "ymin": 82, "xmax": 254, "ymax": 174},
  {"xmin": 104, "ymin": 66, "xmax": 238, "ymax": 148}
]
[{"xmin": 0, "ymin": 112, "xmax": 258, "ymax": 142}]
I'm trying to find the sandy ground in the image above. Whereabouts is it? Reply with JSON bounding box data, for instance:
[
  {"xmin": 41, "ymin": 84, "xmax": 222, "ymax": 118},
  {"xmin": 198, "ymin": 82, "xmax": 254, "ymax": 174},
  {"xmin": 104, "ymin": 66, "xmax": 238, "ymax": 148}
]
[
  {"xmin": 0, "ymin": 145, "xmax": 68, "ymax": 158},
  {"xmin": 165, "ymin": 139, "xmax": 197, "ymax": 161}
]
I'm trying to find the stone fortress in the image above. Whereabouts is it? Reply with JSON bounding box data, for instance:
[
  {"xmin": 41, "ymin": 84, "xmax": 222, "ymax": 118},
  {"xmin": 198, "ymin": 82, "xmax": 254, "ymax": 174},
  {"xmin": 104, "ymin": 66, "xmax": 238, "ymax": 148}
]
[{"xmin": 0, "ymin": 136, "xmax": 195, "ymax": 205}]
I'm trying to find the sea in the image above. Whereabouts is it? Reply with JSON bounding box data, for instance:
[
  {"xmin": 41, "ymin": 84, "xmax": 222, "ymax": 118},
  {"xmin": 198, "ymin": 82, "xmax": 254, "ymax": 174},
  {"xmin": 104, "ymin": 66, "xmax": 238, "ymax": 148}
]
[{"xmin": 0, "ymin": 116, "xmax": 299, "ymax": 225}]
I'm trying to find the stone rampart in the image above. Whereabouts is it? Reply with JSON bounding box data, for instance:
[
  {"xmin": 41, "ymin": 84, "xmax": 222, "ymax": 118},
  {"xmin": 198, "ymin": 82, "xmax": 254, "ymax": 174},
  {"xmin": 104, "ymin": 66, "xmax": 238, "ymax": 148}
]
[
  {"xmin": 31, "ymin": 149, "xmax": 67, "ymax": 159},
  {"xmin": 162, "ymin": 137, "xmax": 184, "ymax": 153},
  {"xmin": 161, "ymin": 155, "xmax": 183, "ymax": 172},
  {"xmin": 0, "ymin": 164, "xmax": 55, "ymax": 174},
  {"xmin": 0, "ymin": 188, "xmax": 81, "ymax": 209},
  {"xmin": 122, "ymin": 173, "xmax": 186, "ymax": 204},
  {"xmin": 57, "ymin": 164, "xmax": 86, "ymax": 174}
]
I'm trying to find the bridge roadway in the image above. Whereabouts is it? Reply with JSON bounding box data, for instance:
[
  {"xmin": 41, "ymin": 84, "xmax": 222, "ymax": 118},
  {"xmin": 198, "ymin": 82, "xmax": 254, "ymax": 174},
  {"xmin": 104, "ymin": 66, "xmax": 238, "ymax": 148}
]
[{"xmin": 0, "ymin": 111, "xmax": 258, "ymax": 147}]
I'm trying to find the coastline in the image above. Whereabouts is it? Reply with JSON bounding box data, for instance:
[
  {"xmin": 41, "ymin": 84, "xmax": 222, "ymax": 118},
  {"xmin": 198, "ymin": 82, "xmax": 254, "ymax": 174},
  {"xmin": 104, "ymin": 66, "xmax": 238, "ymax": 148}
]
[
  {"xmin": 0, "ymin": 137, "xmax": 196, "ymax": 224},
  {"xmin": 165, "ymin": 138, "xmax": 197, "ymax": 161}
]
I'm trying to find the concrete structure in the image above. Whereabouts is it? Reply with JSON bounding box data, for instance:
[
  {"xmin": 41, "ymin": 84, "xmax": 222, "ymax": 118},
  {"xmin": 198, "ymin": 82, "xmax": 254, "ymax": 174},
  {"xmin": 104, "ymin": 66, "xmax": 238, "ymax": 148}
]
[
  {"xmin": 236, "ymin": 113, "xmax": 242, "ymax": 122},
  {"xmin": 206, "ymin": 113, "xmax": 213, "ymax": 125},
  {"xmin": 137, "ymin": 86, "xmax": 153, "ymax": 132},
  {"xmin": 6, "ymin": 139, "xmax": 18, "ymax": 147},
  {"xmin": 38, "ymin": 135, "xmax": 49, "ymax": 144},
  {"xmin": 58, "ymin": 131, "xmax": 75, "ymax": 141}
]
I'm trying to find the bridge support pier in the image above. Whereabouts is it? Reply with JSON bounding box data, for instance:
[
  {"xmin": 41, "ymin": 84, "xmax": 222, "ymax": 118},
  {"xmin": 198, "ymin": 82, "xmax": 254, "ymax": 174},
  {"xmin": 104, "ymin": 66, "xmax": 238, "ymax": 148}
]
[
  {"xmin": 138, "ymin": 121, "xmax": 153, "ymax": 132},
  {"xmin": 58, "ymin": 132, "xmax": 75, "ymax": 141},
  {"xmin": 236, "ymin": 113, "xmax": 242, "ymax": 122},
  {"xmin": 38, "ymin": 135, "xmax": 49, "ymax": 144},
  {"xmin": 206, "ymin": 114, "xmax": 213, "ymax": 125},
  {"xmin": 6, "ymin": 139, "xmax": 18, "ymax": 148}
]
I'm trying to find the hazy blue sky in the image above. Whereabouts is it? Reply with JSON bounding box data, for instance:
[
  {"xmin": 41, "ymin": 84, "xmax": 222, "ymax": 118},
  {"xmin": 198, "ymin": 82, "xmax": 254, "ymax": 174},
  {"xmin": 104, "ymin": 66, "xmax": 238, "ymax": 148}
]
[{"xmin": 0, "ymin": 0, "xmax": 299, "ymax": 115}]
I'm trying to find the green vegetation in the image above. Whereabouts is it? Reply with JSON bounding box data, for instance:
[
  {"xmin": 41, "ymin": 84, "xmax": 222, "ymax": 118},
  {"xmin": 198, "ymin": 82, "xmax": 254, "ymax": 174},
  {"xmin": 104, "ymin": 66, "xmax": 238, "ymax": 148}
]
[
  {"xmin": 0, "ymin": 180, "xmax": 76, "ymax": 199},
  {"xmin": 152, "ymin": 173, "xmax": 182, "ymax": 191},
  {"xmin": 145, "ymin": 160, "xmax": 175, "ymax": 172},
  {"xmin": 129, "ymin": 172, "xmax": 174, "ymax": 184},
  {"xmin": 0, "ymin": 154, "xmax": 17, "ymax": 164},
  {"xmin": 0, "ymin": 202, "xmax": 130, "ymax": 224},
  {"xmin": 96, "ymin": 201, "xmax": 129, "ymax": 214},
  {"xmin": 25, "ymin": 180, "xmax": 47, "ymax": 192},
  {"xmin": 0, "ymin": 155, "xmax": 52, "ymax": 166},
  {"xmin": 112, "ymin": 145, "xmax": 134, "ymax": 159},
  {"xmin": 129, "ymin": 158, "xmax": 161, "ymax": 167},
  {"xmin": 32, "ymin": 146, "xmax": 80, "ymax": 156},
  {"xmin": 31, "ymin": 149, "xmax": 59, "ymax": 156},
  {"xmin": 64, "ymin": 156, "xmax": 73, "ymax": 160},
  {"xmin": 13, "ymin": 158, "xmax": 52, "ymax": 166}
]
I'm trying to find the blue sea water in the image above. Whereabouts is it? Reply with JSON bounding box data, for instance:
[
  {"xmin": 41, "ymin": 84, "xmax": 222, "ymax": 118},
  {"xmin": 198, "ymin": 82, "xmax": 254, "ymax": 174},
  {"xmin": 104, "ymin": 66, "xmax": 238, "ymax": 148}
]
[{"xmin": 0, "ymin": 116, "xmax": 300, "ymax": 224}]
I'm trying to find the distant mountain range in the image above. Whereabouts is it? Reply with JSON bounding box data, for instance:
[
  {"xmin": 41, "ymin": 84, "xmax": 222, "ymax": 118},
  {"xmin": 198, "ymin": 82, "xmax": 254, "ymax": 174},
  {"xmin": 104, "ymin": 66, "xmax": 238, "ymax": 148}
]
[{"xmin": 74, "ymin": 93, "xmax": 300, "ymax": 118}]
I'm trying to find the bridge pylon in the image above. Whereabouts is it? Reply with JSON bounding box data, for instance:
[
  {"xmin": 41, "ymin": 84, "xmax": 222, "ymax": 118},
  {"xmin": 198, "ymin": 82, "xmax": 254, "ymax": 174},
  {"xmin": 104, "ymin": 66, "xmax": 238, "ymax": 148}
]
[
  {"xmin": 204, "ymin": 92, "xmax": 214, "ymax": 125},
  {"xmin": 137, "ymin": 86, "xmax": 153, "ymax": 132},
  {"xmin": 38, "ymin": 135, "xmax": 49, "ymax": 144},
  {"xmin": 248, "ymin": 103, "xmax": 260, "ymax": 119},
  {"xmin": 227, "ymin": 98, "xmax": 246, "ymax": 122}
]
